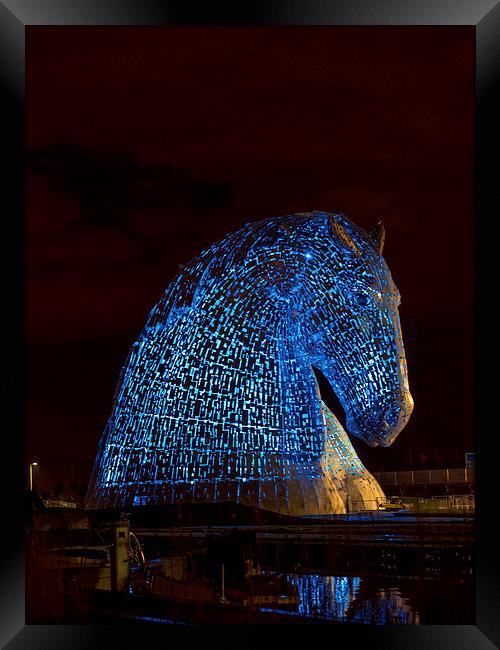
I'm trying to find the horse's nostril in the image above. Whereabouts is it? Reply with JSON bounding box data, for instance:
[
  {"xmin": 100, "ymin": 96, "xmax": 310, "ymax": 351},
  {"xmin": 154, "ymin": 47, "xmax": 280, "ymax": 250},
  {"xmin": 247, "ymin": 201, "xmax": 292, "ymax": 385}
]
[{"xmin": 384, "ymin": 406, "xmax": 399, "ymax": 428}]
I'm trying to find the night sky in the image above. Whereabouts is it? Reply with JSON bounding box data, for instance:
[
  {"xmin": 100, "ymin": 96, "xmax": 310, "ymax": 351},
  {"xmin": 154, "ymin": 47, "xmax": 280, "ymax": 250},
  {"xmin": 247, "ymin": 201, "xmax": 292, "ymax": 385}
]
[{"xmin": 26, "ymin": 26, "xmax": 474, "ymax": 494}]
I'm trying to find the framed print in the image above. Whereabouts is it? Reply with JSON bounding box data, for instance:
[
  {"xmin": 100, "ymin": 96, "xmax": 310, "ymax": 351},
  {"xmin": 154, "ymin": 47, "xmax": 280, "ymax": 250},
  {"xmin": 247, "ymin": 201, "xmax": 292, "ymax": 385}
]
[{"xmin": 1, "ymin": 1, "xmax": 499, "ymax": 648}]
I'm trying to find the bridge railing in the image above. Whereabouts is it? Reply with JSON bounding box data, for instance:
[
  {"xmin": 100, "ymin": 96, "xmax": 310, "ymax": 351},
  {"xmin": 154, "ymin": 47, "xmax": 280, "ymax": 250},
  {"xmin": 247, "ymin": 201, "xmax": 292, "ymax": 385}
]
[{"xmin": 372, "ymin": 468, "xmax": 475, "ymax": 487}]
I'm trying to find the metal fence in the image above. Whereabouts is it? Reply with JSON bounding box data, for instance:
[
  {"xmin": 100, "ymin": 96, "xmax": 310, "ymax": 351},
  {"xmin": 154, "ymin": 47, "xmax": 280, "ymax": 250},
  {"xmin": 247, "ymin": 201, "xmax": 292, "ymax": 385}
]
[
  {"xmin": 372, "ymin": 468, "xmax": 475, "ymax": 487},
  {"xmin": 430, "ymin": 495, "xmax": 475, "ymax": 511},
  {"xmin": 348, "ymin": 498, "xmax": 379, "ymax": 512},
  {"xmin": 42, "ymin": 499, "xmax": 78, "ymax": 509},
  {"xmin": 347, "ymin": 495, "xmax": 475, "ymax": 513}
]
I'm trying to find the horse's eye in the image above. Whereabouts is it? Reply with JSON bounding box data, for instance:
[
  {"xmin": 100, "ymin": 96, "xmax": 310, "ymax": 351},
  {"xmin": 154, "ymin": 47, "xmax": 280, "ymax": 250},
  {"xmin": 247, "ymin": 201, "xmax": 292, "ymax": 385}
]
[{"xmin": 353, "ymin": 292, "xmax": 369, "ymax": 307}]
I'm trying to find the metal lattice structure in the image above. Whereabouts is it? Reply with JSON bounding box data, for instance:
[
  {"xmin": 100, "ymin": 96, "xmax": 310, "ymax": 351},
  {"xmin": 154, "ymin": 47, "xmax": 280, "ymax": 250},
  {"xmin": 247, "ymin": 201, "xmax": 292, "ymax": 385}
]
[{"xmin": 86, "ymin": 211, "xmax": 413, "ymax": 515}]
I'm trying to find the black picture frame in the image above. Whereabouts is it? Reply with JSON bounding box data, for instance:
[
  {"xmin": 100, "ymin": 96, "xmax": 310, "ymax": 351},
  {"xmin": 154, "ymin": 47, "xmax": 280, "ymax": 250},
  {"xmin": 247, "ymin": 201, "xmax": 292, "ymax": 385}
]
[{"xmin": 1, "ymin": 1, "xmax": 498, "ymax": 648}]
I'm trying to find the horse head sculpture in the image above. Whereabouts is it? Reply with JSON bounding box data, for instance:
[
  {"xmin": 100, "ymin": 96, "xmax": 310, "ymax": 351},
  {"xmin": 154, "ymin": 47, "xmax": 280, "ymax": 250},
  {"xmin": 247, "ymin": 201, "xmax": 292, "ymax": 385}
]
[
  {"xmin": 292, "ymin": 213, "xmax": 413, "ymax": 448},
  {"xmin": 86, "ymin": 211, "xmax": 413, "ymax": 515}
]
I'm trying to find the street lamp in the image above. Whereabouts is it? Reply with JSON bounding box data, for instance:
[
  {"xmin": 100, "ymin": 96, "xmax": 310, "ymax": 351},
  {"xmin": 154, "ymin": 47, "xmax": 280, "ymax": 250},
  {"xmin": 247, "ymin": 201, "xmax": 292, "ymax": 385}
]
[{"xmin": 29, "ymin": 462, "xmax": 38, "ymax": 491}]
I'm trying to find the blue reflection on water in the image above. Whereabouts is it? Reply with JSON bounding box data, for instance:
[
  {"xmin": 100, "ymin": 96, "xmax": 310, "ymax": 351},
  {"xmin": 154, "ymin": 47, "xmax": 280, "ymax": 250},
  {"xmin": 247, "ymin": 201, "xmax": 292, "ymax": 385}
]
[
  {"xmin": 346, "ymin": 587, "xmax": 417, "ymax": 624},
  {"xmin": 284, "ymin": 574, "xmax": 418, "ymax": 624},
  {"xmin": 288, "ymin": 574, "xmax": 360, "ymax": 620}
]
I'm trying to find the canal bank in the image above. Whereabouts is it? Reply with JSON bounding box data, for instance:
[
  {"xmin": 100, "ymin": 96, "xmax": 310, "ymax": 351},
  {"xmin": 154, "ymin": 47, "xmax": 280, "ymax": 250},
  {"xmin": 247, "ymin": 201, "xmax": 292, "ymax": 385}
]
[{"xmin": 25, "ymin": 500, "xmax": 474, "ymax": 625}]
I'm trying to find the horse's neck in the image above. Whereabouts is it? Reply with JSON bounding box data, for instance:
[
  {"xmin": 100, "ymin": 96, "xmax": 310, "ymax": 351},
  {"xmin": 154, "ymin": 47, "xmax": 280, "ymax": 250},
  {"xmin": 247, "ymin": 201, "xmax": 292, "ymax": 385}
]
[{"xmin": 163, "ymin": 302, "xmax": 322, "ymax": 440}]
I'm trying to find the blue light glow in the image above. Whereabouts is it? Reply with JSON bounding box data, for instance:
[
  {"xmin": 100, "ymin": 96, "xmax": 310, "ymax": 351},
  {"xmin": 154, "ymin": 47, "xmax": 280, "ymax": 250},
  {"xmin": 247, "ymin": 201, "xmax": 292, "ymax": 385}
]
[
  {"xmin": 85, "ymin": 211, "xmax": 413, "ymax": 514},
  {"xmin": 346, "ymin": 586, "xmax": 418, "ymax": 624},
  {"xmin": 288, "ymin": 574, "xmax": 361, "ymax": 620},
  {"xmin": 285, "ymin": 575, "xmax": 418, "ymax": 623}
]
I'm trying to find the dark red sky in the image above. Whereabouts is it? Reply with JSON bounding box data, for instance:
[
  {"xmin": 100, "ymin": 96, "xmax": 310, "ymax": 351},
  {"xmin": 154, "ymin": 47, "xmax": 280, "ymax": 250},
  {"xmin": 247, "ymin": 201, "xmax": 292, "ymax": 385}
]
[{"xmin": 26, "ymin": 26, "xmax": 474, "ymax": 492}]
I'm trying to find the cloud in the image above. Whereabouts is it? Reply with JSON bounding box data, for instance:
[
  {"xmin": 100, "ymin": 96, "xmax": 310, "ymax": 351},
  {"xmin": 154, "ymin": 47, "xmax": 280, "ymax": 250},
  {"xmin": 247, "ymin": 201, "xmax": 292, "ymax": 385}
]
[{"xmin": 28, "ymin": 142, "xmax": 236, "ymax": 263}]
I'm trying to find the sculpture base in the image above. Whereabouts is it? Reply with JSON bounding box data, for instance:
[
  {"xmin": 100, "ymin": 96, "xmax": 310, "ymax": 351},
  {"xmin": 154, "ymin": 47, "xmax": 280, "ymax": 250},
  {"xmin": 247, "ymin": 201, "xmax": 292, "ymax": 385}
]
[{"xmin": 86, "ymin": 471, "xmax": 386, "ymax": 516}]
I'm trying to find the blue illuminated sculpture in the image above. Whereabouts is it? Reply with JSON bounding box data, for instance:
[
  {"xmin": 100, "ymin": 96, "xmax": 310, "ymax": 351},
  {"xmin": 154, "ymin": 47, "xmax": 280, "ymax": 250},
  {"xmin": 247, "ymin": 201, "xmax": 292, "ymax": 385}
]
[{"xmin": 86, "ymin": 211, "xmax": 413, "ymax": 515}]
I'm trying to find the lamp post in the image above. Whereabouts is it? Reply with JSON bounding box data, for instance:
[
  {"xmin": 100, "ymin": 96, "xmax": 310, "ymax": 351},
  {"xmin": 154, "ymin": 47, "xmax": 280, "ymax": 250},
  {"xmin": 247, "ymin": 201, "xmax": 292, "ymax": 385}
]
[{"xmin": 29, "ymin": 462, "xmax": 38, "ymax": 491}]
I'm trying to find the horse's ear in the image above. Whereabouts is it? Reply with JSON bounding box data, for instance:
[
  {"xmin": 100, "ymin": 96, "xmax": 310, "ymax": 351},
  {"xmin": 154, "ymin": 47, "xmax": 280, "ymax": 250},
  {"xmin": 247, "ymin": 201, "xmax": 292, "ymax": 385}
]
[
  {"xmin": 328, "ymin": 214, "xmax": 362, "ymax": 256},
  {"xmin": 369, "ymin": 220, "xmax": 385, "ymax": 254}
]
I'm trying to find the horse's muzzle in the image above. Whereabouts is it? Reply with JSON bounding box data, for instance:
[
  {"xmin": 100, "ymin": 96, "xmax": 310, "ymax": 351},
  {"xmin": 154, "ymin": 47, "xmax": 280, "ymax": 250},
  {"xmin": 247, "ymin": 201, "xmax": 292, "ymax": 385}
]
[
  {"xmin": 349, "ymin": 388, "xmax": 414, "ymax": 447},
  {"xmin": 376, "ymin": 389, "xmax": 414, "ymax": 446}
]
